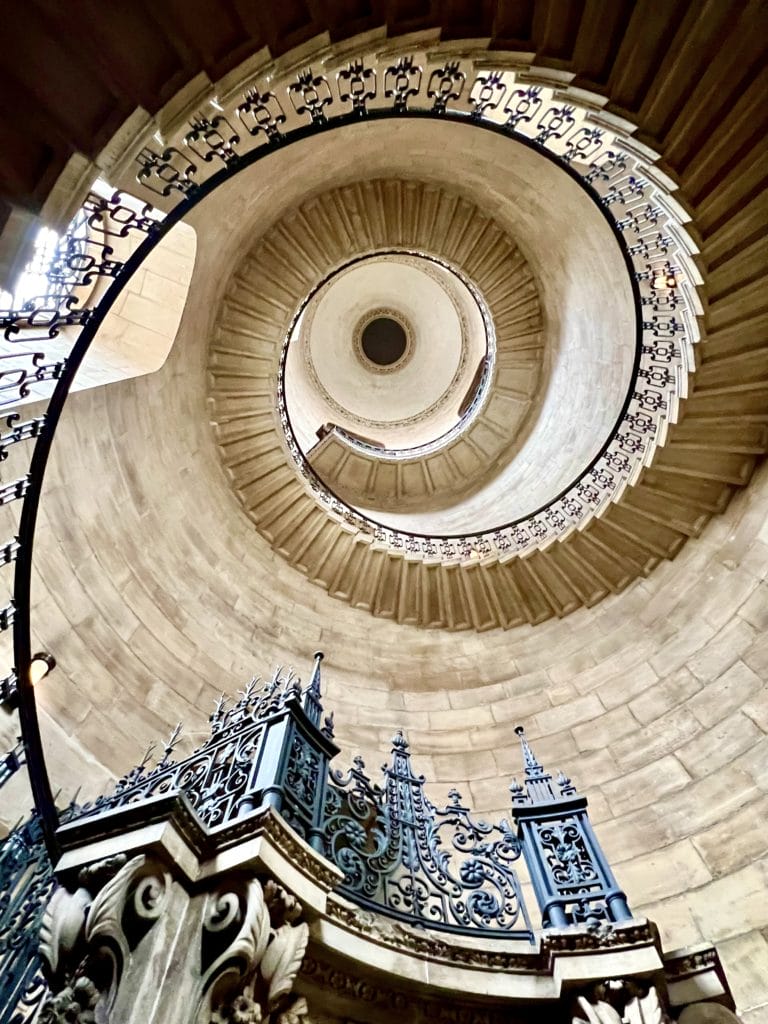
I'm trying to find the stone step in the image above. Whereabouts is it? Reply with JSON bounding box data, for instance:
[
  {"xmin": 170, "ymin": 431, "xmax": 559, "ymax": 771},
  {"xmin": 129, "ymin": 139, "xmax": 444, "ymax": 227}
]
[{"xmin": 205, "ymin": 123, "xmax": 768, "ymax": 630}]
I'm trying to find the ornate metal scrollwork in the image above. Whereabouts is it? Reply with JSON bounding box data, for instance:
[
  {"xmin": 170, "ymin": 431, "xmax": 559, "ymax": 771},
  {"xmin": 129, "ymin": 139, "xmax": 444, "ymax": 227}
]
[
  {"xmin": 289, "ymin": 68, "xmax": 333, "ymax": 125},
  {"xmin": 136, "ymin": 145, "xmax": 199, "ymax": 198},
  {"xmin": 469, "ymin": 70, "xmax": 506, "ymax": 119},
  {"xmin": 324, "ymin": 731, "xmax": 532, "ymax": 938},
  {"xmin": 511, "ymin": 728, "xmax": 631, "ymax": 928},
  {"xmin": 184, "ymin": 114, "xmax": 241, "ymax": 167},
  {"xmin": 504, "ymin": 85, "xmax": 543, "ymax": 129},
  {"xmin": 384, "ymin": 56, "xmax": 422, "ymax": 111},
  {"xmin": 0, "ymin": 816, "xmax": 57, "ymax": 1024},
  {"xmin": 236, "ymin": 88, "xmax": 286, "ymax": 142},
  {"xmin": 427, "ymin": 62, "xmax": 465, "ymax": 113},
  {"xmin": 0, "ymin": 414, "xmax": 45, "ymax": 460},
  {"xmin": 3, "ymin": 53, "xmax": 703, "ymax": 944},
  {"xmin": 337, "ymin": 59, "xmax": 376, "ymax": 115},
  {"xmin": 74, "ymin": 665, "xmax": 331, "ymax": 840}
]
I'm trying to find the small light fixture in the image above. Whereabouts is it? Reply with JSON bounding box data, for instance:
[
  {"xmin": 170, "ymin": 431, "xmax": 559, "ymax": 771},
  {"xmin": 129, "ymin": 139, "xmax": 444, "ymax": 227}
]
[{"xmin": 29, "ymin": 652, "xmax": 56, "ymax": 687}]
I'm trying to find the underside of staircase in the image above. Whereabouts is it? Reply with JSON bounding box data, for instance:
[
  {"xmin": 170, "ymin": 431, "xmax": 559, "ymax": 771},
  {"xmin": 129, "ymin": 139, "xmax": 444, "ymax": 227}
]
[{"xmin": 1, "ymin": 0, "xmax": 766, "ymax": 631}]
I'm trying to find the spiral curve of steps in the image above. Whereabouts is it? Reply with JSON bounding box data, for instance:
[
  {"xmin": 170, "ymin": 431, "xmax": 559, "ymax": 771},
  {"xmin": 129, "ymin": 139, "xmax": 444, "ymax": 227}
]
[
  {"xmin": 194, "ymin": 45, "xmax": 765, "ymax": 632},
  {"xmin": 210, "ymin": 177, "xmax": 545, "ymax": 515},
  {"xmin": 2, "ymin": 11, "xmax": 764, "ymax": 635}
]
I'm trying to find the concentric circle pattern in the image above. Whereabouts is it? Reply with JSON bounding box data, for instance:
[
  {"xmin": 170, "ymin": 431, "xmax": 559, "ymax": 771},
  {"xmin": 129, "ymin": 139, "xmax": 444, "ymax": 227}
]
[
  {"xmin": 294, "ymin": 251, "xmax": 485, "ymax": 444},
  {"xmin": 5, "ymin": 10, "xmax": 767, "ymax": 1018},
  {"xmin": 204, "ymin": 47, "xmax": 705, "ymax": 628},
  {"xmin": 358, "ymin": 313, "xmax": 409, "ymax": 369},
  {"xmin": 210, "ymin": 175, "xmax": 545, "ymax": 520}
]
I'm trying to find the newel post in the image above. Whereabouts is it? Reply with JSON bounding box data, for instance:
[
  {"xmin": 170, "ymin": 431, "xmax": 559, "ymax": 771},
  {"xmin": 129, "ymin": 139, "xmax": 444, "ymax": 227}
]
[
  {"xmin": 510, "ymin": 726, "xmax": 632, "ymax": 928},
  {"xmin": 245, "ymin": 651, "xmax": 339, "ymax": 853}
]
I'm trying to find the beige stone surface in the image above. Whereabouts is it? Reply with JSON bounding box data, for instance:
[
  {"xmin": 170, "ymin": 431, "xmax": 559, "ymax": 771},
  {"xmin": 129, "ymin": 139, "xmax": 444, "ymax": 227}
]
[
  {"xmin": 717, "ymin": 932, "xmax": 768, "ymax": 1021},
  {"xmin": 0, "ymin": 30, "xmax": 766, "ymax": 1021}
]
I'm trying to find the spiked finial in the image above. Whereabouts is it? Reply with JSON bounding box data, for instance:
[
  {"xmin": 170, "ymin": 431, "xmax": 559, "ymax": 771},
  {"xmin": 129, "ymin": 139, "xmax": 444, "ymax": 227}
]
[
  {"xmin": 302, "ymin": 651, "xmax": 324, "ymax": 726},
  {"xmin": 512, "ymin": 725, "xmax": 559, "ymax": 803},
  {"xmin": 514, "ymin": 726, "xmax": 543, "ymax": 775},
  {"xmin": 158, "ymin": 723, "xmax": 182, "ymax": 768}
]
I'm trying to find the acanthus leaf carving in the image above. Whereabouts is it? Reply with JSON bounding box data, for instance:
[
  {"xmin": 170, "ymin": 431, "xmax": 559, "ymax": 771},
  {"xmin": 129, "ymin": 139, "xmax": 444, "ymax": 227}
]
[
  {"xmin": 202, "ymin": 880, "xmax": 271, "ymax": 994},
  {"xmin": 573, "ymin": 997, "xmax": 624, "ymax": 1024},
  {"xmin": 39, "ymin": 885, "xmax": 91, "ymax": 977},
  {"xmin": 572, "ymin": 981, "xmax": 673, "ymax": 1024},
  {"xmin": 261, "ymin": 921, "xmax": 309, "ymax": 1008},
  {"xmin": 275, "ymin": 995, "xmax": 309, "ymax": 1024},
  {"xmin": 38, "ymin": 852, "xmax": 169, "ymax": 1024},
  {"xmin": 624, "ymin": 986, "xmax": 667, "ymax": 1024},
  {"xmin": 37, "ymin": 975, "xmax": 100, "ymax": 1024},
  {"xmin": 84, "ymin": 852, "xmax": 158, "ymax": 975},
  {"xmin": 203, "ymin": 878, "xmax": 309, "ymax": 1024}
]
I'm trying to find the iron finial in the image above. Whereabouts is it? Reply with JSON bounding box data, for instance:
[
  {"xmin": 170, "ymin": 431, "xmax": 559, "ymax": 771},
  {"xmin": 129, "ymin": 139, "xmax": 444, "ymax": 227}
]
[
  {"xmin": 514, "ymin": 725, "xmax": 543, "ymax": 775},
  {"xmin": 302, "ymin": 651, "xmax": 324, "ymax": 726},
  {"xmin": 391, "ymin": 730, "xmax": 409, "ymax": 750},
  {"xmin": 310, "ymin": 651, "xmax": 324, "ymax": 688}
]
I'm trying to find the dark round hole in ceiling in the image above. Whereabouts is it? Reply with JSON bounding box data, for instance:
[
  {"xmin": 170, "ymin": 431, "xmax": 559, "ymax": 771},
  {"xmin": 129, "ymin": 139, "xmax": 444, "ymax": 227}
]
[{"xmin": 361, "ymin": 317, "xmax": 407, "ymax": 367}]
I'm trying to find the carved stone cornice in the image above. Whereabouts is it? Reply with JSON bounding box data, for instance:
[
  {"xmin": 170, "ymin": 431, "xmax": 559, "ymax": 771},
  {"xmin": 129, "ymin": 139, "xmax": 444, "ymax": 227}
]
[
  {"xmin": 662, "ymin": 945, "xmax": 736, "ymax": 1016},
  {"xmin": 663, "ymin": 947, "xmax": 719, "ymax": 979},
  {"xmin": 325, "ymin": 894, "xmax": 544, "ymax": 971},
  {"xmin": 541, "ymin": 920, "xmax": 658, "ymax": 957},
  {"xmin": 56, "ymin": 797, "xmax": 342, "ymax": 913},
  {"xmin": 298, "ymin": 951, "xmax": 534, "ymax": 1024},
  {"xmin": 38, "ymin": 785, "xmax": 732, "ymax": 1023}
]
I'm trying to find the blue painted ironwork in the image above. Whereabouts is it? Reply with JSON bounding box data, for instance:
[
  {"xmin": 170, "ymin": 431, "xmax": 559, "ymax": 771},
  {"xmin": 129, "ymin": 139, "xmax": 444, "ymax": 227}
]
[
  {"xmin": 324, "ymin": 730, "xmax": 533, "ymax": 938},
  {"xmin": 510, "ymin": 726, "xmax": 631, "ymax": 928},
  {"xmin": 74, "ymin": 653, "xmax": 338, "ymax": 854},
  {"xmin": 0, "ymin": 738, "xmax": 25, "ymax": 788},
  {"xmin": 64, "ymin": 654, "xmax": 630, "ymax": 940},
  {"xmin": 0, "ymin": 651, "xmax": 638, "ymax": 1022},
  {"xmin": 0, "ymin": 815, "xmax": 55, "ymax": 1024}
]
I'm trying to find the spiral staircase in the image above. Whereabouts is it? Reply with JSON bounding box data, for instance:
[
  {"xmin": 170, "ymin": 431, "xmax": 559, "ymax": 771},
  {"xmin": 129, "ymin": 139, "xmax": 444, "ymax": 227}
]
[
  {"xmin": 1, "ymin": 2, "xmax": 766, "ymax": 641},
  {"xmin": 0, "ymin": 4, "xmax": 765, "ymax": 1019}
]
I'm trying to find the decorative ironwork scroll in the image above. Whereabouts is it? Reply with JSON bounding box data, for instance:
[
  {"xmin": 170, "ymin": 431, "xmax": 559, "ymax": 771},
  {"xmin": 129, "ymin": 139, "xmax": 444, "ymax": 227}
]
[
  {"xmin": 74, "ymin": 655, "xmax": 337, "ymax": 850},
  {"xmin": 511, "ymin": 727, "xmax": 631, "ymax": 927},
  {"xmin": 1, "ymin": 45, "xmax": 701, "ymax": 857},
  {"xmin": 324, "ymin": 731, "xmax": 533, "ymax": 938},
  {"xmin": 0, "ymin": 815, "xmax": 55, "ymax": 1024},
  {"xmin": 0, "ymin": 648, "xmax": 638, "ymax": 1024}
]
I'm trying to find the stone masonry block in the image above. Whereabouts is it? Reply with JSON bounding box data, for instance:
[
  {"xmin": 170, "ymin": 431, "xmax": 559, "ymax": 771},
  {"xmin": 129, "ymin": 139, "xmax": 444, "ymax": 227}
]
[{"xmin": 602, "ymin": 755, "xmax": 692, "ymax": 818}]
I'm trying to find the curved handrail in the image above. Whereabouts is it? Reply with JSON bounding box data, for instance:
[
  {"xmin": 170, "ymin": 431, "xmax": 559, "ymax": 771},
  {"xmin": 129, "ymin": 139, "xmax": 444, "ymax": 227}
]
[
  {"xmin": 281, "ymin": 245, "xmax": 498, "ymax": 464},
  {"xmin": 0, "ymin": 52, "xmax": 699, "ymax": 855}
]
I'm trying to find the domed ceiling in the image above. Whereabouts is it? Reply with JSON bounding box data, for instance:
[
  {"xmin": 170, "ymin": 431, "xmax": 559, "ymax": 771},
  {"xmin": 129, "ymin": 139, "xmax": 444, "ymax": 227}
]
[
  {"xmin": 200, "ymin": 51, "xmax": 704, "ymax": 631},
  {"xmin": 2, "ymin": 12, "xmax": 766, "ymax": 1016}
]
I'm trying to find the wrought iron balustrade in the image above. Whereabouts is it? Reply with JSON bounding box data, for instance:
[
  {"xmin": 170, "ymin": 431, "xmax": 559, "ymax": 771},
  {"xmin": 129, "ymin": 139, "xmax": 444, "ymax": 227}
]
[
  {"xmin": 0, "ymin": 652, "xmax": 635, "ymax": 1023},
  {"xmin": 323, "ymin": 731, "xmax": 534, "ymax": 936},
  {"xmin": 0, "ymin": 48, "xmax": 700, "ymax": 857},
  {"xmin": 64, "ymin": 653, "xmax": 629, "ymax": 940},
  {"xmin": 0, "ymin": 814, "xmax": 63, "ymax": 1024}
]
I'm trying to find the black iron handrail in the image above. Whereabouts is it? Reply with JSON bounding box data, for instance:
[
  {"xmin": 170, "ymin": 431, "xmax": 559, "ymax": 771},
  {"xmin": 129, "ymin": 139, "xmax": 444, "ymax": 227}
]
[{"xmin": 0, "ymin": 54, "xmax": 697, "ymax": 858}]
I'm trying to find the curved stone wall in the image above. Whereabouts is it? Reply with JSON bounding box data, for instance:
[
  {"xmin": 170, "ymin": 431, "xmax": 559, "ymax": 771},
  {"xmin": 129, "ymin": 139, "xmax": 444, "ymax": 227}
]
[
  {"xmin": 0, "ymin": 16, "xmax": 765, "ymax": 1021},
  {"xmin": 0, "ymin": 179, "xmax": 766, "ymax": 1017}
]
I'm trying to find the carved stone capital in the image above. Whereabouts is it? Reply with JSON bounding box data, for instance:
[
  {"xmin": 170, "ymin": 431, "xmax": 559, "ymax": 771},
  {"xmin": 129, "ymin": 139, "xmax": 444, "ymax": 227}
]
[
  {"xmin": 38, "ymin": 853, "xmax": 170, "ymax": 1021},
  {"xmin": 202, "ymin": 878, "xmax": 309, "ymax": 1024}
]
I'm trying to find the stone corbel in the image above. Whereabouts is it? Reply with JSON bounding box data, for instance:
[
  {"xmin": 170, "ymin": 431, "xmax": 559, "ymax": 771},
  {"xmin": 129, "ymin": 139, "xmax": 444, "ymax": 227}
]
[
  {"xmin": 573, "ymin": 979, "xmax": 674, "ymax": 1024},
  {"xmin": 38, "ymin": 853, "xmax": 170, "ymax": 1023},
  {"xmin": 201, "ymin": 878, "xmax": 310, "ymax": 1024}
]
